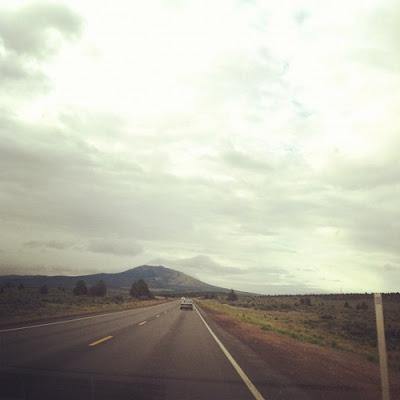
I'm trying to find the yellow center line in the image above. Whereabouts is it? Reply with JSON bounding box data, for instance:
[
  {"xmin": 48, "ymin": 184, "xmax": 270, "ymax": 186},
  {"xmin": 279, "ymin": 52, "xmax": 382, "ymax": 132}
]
[
  {"xmin": 139, "ymin": 321, "xmax": 147, "ymax": 326},
  {"xmin": 89, "ymin": 335, "xmax": 113, "ymax": 347}
]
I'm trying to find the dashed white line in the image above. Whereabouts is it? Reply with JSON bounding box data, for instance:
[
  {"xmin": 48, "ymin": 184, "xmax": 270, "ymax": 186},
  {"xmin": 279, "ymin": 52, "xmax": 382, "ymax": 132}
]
[
  {"xmin": 195, "ymin": 305, "xmax": 266, "ymax": 400},
  {"xmin": 0, "ymin": 302, "xmax": 173, "ymax": 333},
  {"xmin": 138, "ymin": 321, "xmax": 147, "ymax": 326}
]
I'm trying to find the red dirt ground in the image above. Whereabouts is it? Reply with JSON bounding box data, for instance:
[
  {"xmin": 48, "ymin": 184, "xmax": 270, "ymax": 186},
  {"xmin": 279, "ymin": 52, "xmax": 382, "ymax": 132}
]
[{"xmin": 204, "ymin": 306, "xmax": 400, "ymax": 400}]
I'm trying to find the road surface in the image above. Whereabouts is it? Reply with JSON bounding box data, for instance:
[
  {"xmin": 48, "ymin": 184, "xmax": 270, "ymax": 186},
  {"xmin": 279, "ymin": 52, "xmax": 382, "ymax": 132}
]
[{"xmin": 0, "ymin": 301, "xmax": 311, "ymax": 400}]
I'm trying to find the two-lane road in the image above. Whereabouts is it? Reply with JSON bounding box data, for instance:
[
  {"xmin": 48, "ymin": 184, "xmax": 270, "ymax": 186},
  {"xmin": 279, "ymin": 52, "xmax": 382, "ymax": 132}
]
[{"xmin": 0, "ymin": 301, "xmax": 263, "ymax": 400}]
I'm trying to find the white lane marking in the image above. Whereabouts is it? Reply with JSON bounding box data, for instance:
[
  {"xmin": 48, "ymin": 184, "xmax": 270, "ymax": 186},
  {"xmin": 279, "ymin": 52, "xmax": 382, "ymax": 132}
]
[
  {"xmin": 156, "ymin": 315, "xmax": 160, "ymax": 318},
  {"xmin": 0, "ymin": 302, "xmax": 175, "ymax": 333},
  {"xmin": 195, "ymin": 305, "xmax": 266, "ymax": 400},
  {"xmin": 139, "ymin": 321, "xmax": 147, "ymax": 326}
]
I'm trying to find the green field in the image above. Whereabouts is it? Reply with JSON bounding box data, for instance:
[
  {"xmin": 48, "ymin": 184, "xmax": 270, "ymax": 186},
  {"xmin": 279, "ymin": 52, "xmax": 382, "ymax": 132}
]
[
  {"xmin": 0, "ymin": 286, "xmax": 168, "ymax": 326},
  {"xmin": 200, "ymin": 293, "xmax": 400, "ymax": 371}
]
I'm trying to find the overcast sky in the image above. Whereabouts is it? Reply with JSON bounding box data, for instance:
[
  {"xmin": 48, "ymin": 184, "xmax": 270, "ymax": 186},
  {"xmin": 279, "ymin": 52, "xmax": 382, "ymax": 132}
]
[{"xmin": 1, "ymin": 0, "xmax": 399, "ymax": 294}]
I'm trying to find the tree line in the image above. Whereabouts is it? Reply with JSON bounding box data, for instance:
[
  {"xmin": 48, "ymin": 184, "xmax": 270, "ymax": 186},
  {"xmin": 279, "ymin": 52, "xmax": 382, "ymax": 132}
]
[
  {"xmin": 72, "ymin": 279, "xmax": 153, "ymax": 298},
  {"xmin": 4, "ymin": 279, "xmax": 154, "ymax": 299}
]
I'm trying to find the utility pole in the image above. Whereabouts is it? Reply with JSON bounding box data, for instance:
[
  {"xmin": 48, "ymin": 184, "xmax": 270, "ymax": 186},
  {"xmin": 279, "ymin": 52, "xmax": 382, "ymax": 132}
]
[{"xmin": 374, "ymin": 293, "xmax": 390, "ymax": 400}]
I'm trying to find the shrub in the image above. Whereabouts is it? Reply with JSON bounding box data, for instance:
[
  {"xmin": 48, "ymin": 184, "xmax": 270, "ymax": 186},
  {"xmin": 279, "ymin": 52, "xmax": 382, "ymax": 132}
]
[
  {"xmin": 300, "ymin": 297, "xmax": 312, "ymax": 306},
  {"xmin": 18, "ymin": 283, "xmax": 25, "ymax": 290},
  {"xmin": 89, "ymin": 280, "xmax": 107, "ymax": 297},
  {"xmin": 73, "ymin": 280, "xmax": 88, "ymax": 296},
  {"xmin": 356, "ymin": 301, "xmax": 368, "ymax": 310},
  {"xmin": 344, "ymin": 301, "xmax": 351, "ymax": 308},
  {"xmin": 112, "ymin": 295, "xmax": 124, "ymax": 303},
  {"xmin": 39, "ymin": 284, "xmax": 48, "ymax": 295},
  {"xmin": 130, "ymin": 279, "xmax": 152, "ymax": 299},
  {"xmin": 320, "ymin": 314, "xmax": 334, "ymax": 320},
  {"xmin": 227, "ymin": 289, "xmax": 238, "ymax": 301}
]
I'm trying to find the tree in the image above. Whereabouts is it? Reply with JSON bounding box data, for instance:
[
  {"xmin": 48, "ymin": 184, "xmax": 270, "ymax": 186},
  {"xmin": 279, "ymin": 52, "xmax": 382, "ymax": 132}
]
[
  {"xmin": 73, "ymin": 280, "xmax": 88, "ymax": 296},
  {"xmin": 89, "ymin": 280, "xmax": 107, "ymax": 297},
  {"xmin": 40, "ymin": 284, "xmax": 48, "ymax": 295},
  {"xmin": 130, "ymin": 279, "xmax": 152, "ymax": 299},
  {"xmin": 227, "ymin": 289, "xmax": 238, "ymax": 301}
]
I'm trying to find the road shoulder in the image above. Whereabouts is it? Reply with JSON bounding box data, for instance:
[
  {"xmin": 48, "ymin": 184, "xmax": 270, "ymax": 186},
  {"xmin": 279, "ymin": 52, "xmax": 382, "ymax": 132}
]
[{"xmin": 197, "ymin": 301, "xmax": 400, "ymax": 400}]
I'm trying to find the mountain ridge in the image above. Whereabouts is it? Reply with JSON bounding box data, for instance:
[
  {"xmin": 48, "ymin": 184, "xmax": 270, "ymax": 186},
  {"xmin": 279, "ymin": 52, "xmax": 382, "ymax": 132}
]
[{"xmin": 0, "ymin": 265, "xmax": 228, "ymax": 293}]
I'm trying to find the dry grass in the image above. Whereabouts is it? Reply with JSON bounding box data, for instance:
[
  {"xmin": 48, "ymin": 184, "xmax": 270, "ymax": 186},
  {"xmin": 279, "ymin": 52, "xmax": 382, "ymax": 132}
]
[
  {"xmin": 0, "ymin": 287, "xmax": 169, "ymax": 326},
  {"xmin": 199, "ymin": 293, "xmax": 400, "ymax": 372}
]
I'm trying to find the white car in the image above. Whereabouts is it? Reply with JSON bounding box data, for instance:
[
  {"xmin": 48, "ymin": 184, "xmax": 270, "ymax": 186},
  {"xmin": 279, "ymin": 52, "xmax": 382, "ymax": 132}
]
[{"xmin": 180, "ymin": 297, "xmax": 193, "ymax": 310}]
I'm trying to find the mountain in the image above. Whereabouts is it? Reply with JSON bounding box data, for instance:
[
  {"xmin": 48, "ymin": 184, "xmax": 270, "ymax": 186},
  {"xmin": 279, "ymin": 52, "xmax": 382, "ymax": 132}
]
[{"xmin": 0, "ymin": 265, "xmax": 228, "ymax": 293}]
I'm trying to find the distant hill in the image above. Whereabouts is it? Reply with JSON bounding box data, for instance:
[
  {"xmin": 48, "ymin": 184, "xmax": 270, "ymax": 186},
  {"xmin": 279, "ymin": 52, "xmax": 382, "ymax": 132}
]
[{"xmin": 0, "ymin": 265, "xmax": 228, "ymax": 293}]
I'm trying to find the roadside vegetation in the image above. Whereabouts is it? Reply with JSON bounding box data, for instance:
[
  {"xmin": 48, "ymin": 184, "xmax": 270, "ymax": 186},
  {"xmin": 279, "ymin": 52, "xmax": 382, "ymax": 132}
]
[
  {"xmin": 199, "ymin": 292, "xmax": 400, "ymax": 372},
  {"xmin": 130, "ymin": 279, "xmax": 153, "ymax": 299},
  {"xmin": 0, "ymin": 280, "xmax": 166, "ymax": 326}
]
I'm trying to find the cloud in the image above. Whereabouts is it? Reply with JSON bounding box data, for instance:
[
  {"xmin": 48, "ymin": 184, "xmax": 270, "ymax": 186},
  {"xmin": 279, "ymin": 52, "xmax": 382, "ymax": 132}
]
[
  {"xmin": 320, "ymin": 153, "xmax": 400, "ymax": 190},
  {"xmin": 147, "ymin": 255, "xmax": 304, "ymax": 292},
  {"xmin": 88, "ymin": 239, "xmax": 143, "ymax": 257},
  {"xmin": 23, "ymin": 240, "xmax": 75, "ymax": 250},
  {"xmin": 148, "ymin": 255, "xmax": 246, "ymax": 276},
  {"xmin": 383, "ymin": 264, "xmax": 398, "ymax": 272},
  {"xmin": 0, "ymin": 52, "xmax": 47, "ymax": 90},
  {"xmin": 0, "ymin": 1, "xmax": 83, "ymax": 95},
  {"xmin": 1, "ymin": 0, "xmax": 400, "ymax": 294},
  {"xmin": 22, "ymin": 236, "xmax": 143, "ymax": 257},
  {"xmin": 0, "ymin": 263, "xmax": 98, "ymax": 276},
  {"xmin": 222, "ymin": 149, "xmax": 273, "ymax": 172},
  {"xmin": 0, "ymin": 2, "xmax": 83, "ymax": 58}
]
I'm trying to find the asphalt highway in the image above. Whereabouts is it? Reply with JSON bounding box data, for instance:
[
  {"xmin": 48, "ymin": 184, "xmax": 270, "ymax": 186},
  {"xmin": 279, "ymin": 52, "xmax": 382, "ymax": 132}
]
[
  {"xmin": 0, "ymin": 300, "xmax": 389, "ymax": 400},
  {"xmin": 0, "ymin": 301, "xmax": 272, "ymax": 400}
]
